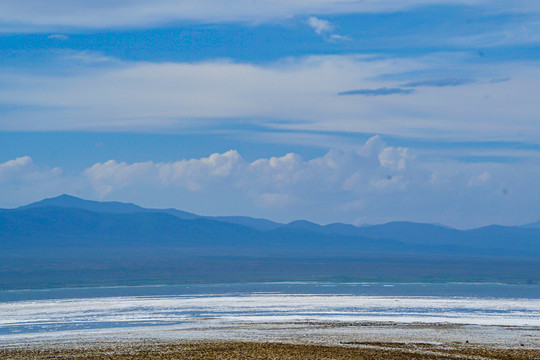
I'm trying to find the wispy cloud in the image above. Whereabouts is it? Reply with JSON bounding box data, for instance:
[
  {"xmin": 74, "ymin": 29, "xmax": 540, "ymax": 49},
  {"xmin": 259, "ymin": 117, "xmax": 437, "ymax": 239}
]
[
  {"xmin": 306, "ymin": 16, "xmax": 351, "ymax": 42},
  {"xmin": 401, "ymin": 78, "xmax": 474, "ymax": 87},
  {"xmin": 307, "ymin": 16, "xmax": 332, "ymax": 35},
  {"xmin": 338, "ymin": 87, "xmax": 414, "ymax": 96},
  {"xmin": 328, "ymin": 34, "xmax": 351, "ymax": 42},
  {"xmin": 0, "ymin": 1, "xmax": 491, "ymax": 31},
  {"xmin": 47, "ymin": 34, "xmax": 68, "ymax": 40},
  {"xmin": 61, "ymin": 50, "xmax": 117, "ymax": 64},
  {"xmin": 0, "ymin": 52, "xmax": 539, "ymax": 143}
]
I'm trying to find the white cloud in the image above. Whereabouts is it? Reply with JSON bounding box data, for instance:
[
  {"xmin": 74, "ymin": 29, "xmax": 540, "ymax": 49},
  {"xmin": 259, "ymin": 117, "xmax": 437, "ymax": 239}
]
[
  {"xmin": 3, "ymin": 140, "xmax": 540, "ymax": 228},
  {"xmin": 247, "ymin": 153, "xmax": 304, "ymax": 188},
  {"xmin": 307, "ymin": 16, "xmax": 351, "ymax": 42},
  {"xmin": 0, "ymin": 156, "xmax": 70, "ymax": 208},
  {"xmin": 158, "ymin": 150, "xmax": 243, "ymax": 190},
  {"xmin": 1, "ymin": 53, "xmax": 539, "ymax": 144},
  {"xmin": 82, "ymin": 136, "xmax": 421, "ymax": 216},
  {"xmin": 307, "ymin": 16, "xmax": 332, "ymax": 34},
  {"xmin": 378, "ymin": 147, "xmax": 410, "ymax": 170},
  {"xmin": 83, "ymin": 136, "xmax": 411, "ymax": 198},
  {"xmin": 0, "ymin": 156, "xmax": 61, "ymax": 183},
  {"xmin": 61, "ymin": 50, "xmax": 117, "ymax": 64},
  {"xmin": 76, "ymin": 137, "xmax": 540, "ymax": 228},
  {"xmin": 328, "ymin": 34, "xmax": 351, "ymax": 42},
  {"xmin": 0, "ymin": 156, "xmax": 33, "ymax": 182},
  {"xmin": 0, "ymin": 0, "xmax": 490, "ymax": 30},
  {"xmin": 84, "ymin": 160, "xmax": 154, "ymax": 197},
  {"xmin": 47, "ymin": 34, "xmax": 68, "ymax": 40}
]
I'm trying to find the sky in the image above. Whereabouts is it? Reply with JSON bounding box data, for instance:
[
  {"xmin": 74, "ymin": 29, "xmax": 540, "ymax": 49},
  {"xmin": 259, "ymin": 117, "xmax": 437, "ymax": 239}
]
[{"xmin": 1, "ymin": 0, "xmax": 540, "ymax": 228}]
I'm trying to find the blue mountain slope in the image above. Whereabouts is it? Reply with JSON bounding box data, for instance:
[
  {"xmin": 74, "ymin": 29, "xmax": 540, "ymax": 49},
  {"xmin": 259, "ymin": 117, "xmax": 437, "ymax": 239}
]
[
  {"xmin": 210, "ymin": 216, "xmax": 282, "ymax": 231},
  {"xmin": 18, "ymin": 194, "xmax": 148, "ymax": 213},
  {"xmin": 5, "ymin": 195, "xmax": 540, "ymax": 257},
  {"xmin": 0, "ymin": 206, "xmax": 263, "ymax": 252},
  {"xmin": 17, "ymin": 194, "xmax": 281, "ymax": 229},
  {"xmin": 522, "ymin": 220, "xmax": 540, "ymax": 229},
  {"xmin": 353, "ymin": 221, "xmax": 462, "ymax": 245},
  {"xmin": 18, "ymin": 194, "xmax": 200, "ymax": 219},
  {"xmin": 285, "ymin": 220, "xmax": 324, "ymax": 232},
  {"xmin": 0, "ymin": 206, "xmax": 427, "ymax": 257}
]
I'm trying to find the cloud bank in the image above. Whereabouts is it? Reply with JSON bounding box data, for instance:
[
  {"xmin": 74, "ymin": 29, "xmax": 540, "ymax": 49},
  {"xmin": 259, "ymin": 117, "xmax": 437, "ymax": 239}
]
[
  {"xmin": 0, "ymin": 156, "xmax": 61, "ymax": 184},
  {"xmin": 2, "ymin": 136, "xmax": 540, "ymax": 228},
  {"xmin": 84, "ymin": 136, "xmax": 409, "ymax": 199},
  {"xmin": 1, "ymin": 53, "xmax": 539, "ymax": 143}
]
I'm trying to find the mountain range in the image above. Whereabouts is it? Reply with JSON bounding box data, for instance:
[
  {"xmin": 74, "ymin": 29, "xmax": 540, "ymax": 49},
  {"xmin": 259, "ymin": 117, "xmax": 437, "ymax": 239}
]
[
  {"xmin": 2, "ymin": 194, "xmax": 540, "ymax": 289},
  {"xmin": 1, "ymin": 194, "xmax": 539, "ymax": 258}
]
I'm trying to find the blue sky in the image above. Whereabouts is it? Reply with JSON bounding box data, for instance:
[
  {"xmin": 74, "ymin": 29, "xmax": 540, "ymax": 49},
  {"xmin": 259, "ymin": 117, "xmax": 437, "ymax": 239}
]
[{"xmin": 1, "ymin": 0, "xmax": 540, "ymax": 228}]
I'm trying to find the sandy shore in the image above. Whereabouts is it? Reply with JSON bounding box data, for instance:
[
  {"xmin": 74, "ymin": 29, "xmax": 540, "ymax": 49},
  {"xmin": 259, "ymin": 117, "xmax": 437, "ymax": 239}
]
[
  {"xmin": 1, "ymin": 321, "xmax": 539, "ymax": 359},
  {"xmin": 2, "ymin": 339, "xmax": 540, "ymax": 360}
]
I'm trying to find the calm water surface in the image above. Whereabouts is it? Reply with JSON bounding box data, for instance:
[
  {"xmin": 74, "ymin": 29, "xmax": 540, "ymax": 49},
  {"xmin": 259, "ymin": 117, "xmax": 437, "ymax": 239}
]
[{"xmin": 1, "ymin": 282, "xmax": 539, "ymax": 302}]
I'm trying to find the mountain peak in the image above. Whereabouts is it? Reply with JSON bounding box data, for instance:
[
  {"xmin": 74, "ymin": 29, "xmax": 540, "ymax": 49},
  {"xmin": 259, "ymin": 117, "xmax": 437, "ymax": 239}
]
[
  {"xmin": 18, "ymin": 194, "xmax": 144, "ymax": 214},
  {"xmin": 55, "ymin": 194, "xmax": 81, "ymax": 201},
  {"xmin": 286, "ymin": 220, "xmax": 322, "ymax": 231}
]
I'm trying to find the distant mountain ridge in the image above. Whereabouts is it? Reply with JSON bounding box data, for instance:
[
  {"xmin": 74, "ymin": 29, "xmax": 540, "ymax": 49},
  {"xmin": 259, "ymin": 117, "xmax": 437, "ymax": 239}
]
[
  {"xmin": 1, "ymin": 194, "xmax": 539, "ymax": 258},
  {"xmin": 19, "ymin": 194, "xmax": 278, "ymax": 229},
  {"xmin": 19, "ymin": 194, "xmax": 200, "ymax": 219},
  {"xmin": 522, "ymin": 220, "xmax": 540, "ymax": 229}
]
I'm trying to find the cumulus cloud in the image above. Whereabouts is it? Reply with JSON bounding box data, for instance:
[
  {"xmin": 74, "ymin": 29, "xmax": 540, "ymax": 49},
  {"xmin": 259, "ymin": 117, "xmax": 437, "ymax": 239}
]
[
  {"xmin": 3, "ymin": 140, "xmax": 540, "ymax": 228},
  {"xmin": 83, "ymin": 136, "xmax": 414, "ymax": 206},
  {"xmin": 0, "ymin": 156, "xmax": 69, "ymax": 208},
  {"xmin": 0, "ymin": 156, "xmax": 33, "ymax": 182},
  {"xmin": 0, "ymin": 156, "xmax": 61, "ymax": 183},
  {"xmin": 84, "ymin": 160, "xmax": 155, "ymax": 197},
  {"xmin": 378, "ymin": 147, "xmax": 411, "ymax": 170},
  {"xmin": 158, "ymin": 150, "xmax": 243, "ymax": 190},
  {"xmin": 77, "ymin": 136, "xmax": 540, "ymax": 228}
]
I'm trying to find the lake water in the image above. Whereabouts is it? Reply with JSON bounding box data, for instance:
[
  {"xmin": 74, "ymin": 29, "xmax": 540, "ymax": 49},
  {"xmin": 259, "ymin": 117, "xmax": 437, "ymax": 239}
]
[{"xmin": 1, "ymin": 283, "xmax": 539, "ymax": 337}]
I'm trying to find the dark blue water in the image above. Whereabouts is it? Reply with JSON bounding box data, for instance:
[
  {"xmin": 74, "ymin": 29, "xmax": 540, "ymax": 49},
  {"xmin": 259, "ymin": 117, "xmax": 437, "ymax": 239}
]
[{"xmin": 1, "ymin": 282, "xmax": 539, "ymax": 303}]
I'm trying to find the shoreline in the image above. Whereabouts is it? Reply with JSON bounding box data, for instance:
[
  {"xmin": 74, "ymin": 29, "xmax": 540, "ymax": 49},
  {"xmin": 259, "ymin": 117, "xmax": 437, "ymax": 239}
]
[
  {"xmin": 2, "ymin": 279, "xmax": 539, "ymax": 292},
  {"xmin": 2, "ymin": 284, "xmax": 539, "ymax": 358},
  {"xmin": 2, "ymin": 321, "xmax": 539, "ymax": 359},
  {"xmin": 2, "ymin": 338, "xmax": 539, "ymax": 360}
]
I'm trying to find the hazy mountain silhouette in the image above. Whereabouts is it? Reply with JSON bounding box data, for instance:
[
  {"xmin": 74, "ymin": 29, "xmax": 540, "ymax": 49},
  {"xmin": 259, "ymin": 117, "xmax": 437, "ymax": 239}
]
[
  {"xmin": 2, "ymin": 195, "xmax": 540, "ymax": 289},
  {"xmin": 20, "ymin": 194, "xmax": 280, "ymax": 228},
  {"xmin": 522, "ymin": 220, "xmax": 540, "ymax": 229},
  {"xmin": 0, "ymin": 194, "xmax": 538, "ymax": 258}
]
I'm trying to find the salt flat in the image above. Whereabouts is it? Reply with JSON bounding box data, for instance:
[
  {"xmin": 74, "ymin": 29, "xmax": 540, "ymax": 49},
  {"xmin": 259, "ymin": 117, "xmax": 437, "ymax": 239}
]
[{"xmin": 1, "ymin": 293, "xmax": 539, "ymax": 349}]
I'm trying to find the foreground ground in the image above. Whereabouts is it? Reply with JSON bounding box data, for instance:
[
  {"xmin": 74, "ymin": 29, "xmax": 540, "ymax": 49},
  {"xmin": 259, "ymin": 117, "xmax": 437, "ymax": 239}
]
[
  {"xmin": 2, "ymin": 321, "xmax": 539, "ymax": 360},
  {"xmin": 2, "ymin": 340, "xmax": 540, "ymax": 360}
]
